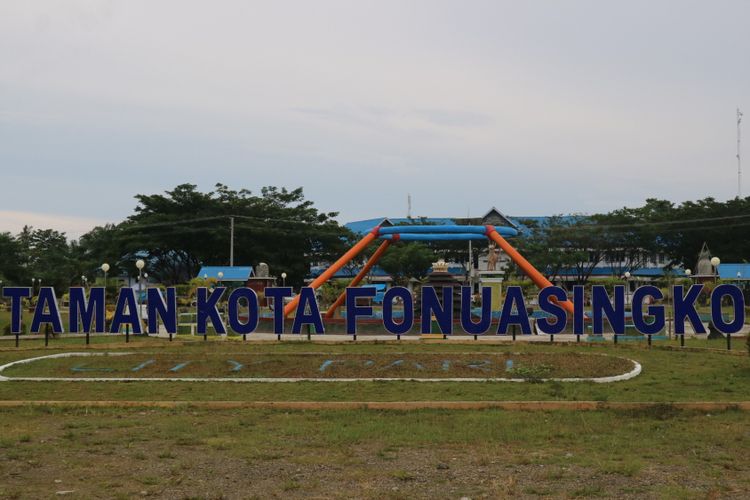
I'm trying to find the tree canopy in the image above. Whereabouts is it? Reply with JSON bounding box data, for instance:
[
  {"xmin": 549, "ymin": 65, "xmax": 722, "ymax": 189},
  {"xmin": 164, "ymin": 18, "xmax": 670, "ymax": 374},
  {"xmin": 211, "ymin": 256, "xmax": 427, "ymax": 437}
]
[
  {"xmin": 511, "ymin": 197, "xmax": 750, "ymax": 285},
  {"xmin": 378, "ymin": 242, "xmax": 435, "ymax": 286},
  {"xmin": 1, "ymin": 192, "xmax": 749, "ymax": 290},
  {"xmin": 114, "ymin": 184, "xmax": 351, "ymax": 285},
  {"xmin": 0, "ymin": 184, "xmax": 351, "ymax": 288}
]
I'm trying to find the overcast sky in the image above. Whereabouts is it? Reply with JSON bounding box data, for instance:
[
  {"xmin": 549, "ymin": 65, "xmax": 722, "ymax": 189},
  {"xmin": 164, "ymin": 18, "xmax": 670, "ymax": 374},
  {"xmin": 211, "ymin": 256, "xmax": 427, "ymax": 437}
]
[{"xmin": 1, "ymin": 0, "xmax": 748, "ymax": 239}]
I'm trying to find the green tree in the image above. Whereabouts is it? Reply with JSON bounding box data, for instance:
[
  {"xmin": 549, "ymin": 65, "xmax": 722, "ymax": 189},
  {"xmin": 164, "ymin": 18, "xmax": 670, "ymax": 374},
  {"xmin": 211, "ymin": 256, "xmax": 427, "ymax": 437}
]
[
  {"xmin": 0, "ymin": 232, "xmax": 24, "ymax": 285},
  {"xmin": 514, "ymin": 216, "xmax": 607, "ymax": 285},
  {"xmin": 110, "ymin": 183, "xmax": 351, "ymax": 285},
  {"xmin": 72, "ymin": 224, "xmax": 124, "ymax": 280},
  {"xmin": 17, "ymin": 227, "xmax": 75, "ymax": 290},
  {"xmin": 378, "ymin": 242, "xmax": 435, "ymax": 286}
]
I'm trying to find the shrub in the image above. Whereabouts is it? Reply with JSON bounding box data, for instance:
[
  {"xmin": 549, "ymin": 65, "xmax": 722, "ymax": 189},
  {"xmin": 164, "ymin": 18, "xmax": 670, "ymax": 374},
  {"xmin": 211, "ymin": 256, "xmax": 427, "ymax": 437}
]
[{"xmin": 2, "ymin": 321, "xmax": 27, "ymax": 336}]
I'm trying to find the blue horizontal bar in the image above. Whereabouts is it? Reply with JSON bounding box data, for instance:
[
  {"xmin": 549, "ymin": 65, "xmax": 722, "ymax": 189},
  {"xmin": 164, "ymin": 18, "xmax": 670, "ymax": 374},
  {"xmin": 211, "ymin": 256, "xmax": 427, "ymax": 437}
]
[
  {"xmin": 378, "ymin": 225, "xmax": 517, "ymax": 236},
  {"xmin": 380, "ymin": 233, "xmax": 494, "ymax": 241}
]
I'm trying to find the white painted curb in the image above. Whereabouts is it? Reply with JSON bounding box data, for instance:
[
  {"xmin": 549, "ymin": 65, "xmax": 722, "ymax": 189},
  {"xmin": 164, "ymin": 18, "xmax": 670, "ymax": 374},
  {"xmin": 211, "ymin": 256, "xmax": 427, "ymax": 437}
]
[{"xmin": 0, "ymin": 352, "xmax": 641, "ymax": 384}]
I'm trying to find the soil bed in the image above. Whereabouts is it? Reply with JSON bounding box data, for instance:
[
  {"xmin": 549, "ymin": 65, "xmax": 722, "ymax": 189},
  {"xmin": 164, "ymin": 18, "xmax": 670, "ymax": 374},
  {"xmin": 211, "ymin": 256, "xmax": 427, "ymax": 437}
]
[{"xmin": 3, "ymin": 352, "xmax": 633, "ymax": 379}]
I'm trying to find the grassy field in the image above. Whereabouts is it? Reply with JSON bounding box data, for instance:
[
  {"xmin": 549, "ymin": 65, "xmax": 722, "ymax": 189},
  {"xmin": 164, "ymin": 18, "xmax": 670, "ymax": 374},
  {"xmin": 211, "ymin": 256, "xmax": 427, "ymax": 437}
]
[
  {"xmin": 0, "ymin": 338, "xmax": 748, "ymax": 402},
  {"xmin": 1, "ymin": 406, "xmax": 748, "ymax": 498},
  {"xmin": 0, "ymin": 337, "xmax": 748, "ymax": 498}
]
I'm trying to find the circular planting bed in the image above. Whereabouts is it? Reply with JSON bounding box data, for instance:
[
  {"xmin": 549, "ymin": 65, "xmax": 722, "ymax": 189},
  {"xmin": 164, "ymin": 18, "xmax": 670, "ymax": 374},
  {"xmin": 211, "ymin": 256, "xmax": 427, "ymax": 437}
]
[{"xmin": 0, "ymin": 352, "xmax": 641, "ymax": 382}]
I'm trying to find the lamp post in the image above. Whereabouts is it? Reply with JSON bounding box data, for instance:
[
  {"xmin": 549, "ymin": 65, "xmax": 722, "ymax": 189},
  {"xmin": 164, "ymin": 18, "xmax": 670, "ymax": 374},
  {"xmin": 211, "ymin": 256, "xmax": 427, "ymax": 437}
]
[
  {"xmin": 678, "ymin": 269, "xmax": 692, "ymax": 346},
  {"xmin": 135, "ymin": 259, "xmax": 145, "ymax": 341},
  {"xmin": 710, "ymin": 256, "xmax": 721, "ymax": 284},
  {"xmin": 101, "ymin": 263, "xmax": 110, "ymax": 289},
  {"xmin": 281, "ymin": 272, "xmax": 287, "ymax": 287},
  {"xmin": 665, "ymin": 271, "xmax": 674, "ymax": 340},
  {"xmin": 99, "ymin": 263, "xmax": 110, "ymax": 340},
  {"xmin": 624, "ymin": 271, "xmax": 631, "ymax": 307},
  {"xmin": 217, "ymin": 271, "xmax": 225, "ymax": 335}
]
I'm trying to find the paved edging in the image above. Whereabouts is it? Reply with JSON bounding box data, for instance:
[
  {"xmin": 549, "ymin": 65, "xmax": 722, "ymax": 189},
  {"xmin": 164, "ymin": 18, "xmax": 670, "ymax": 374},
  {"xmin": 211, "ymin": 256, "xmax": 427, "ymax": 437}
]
[
  {"xmin": 0, "ymin": 352, "xmax": 642, "ymax": 384},
  {"xmin": 0, "ymin": 400, "xmax": 747, "ymax": 411}
]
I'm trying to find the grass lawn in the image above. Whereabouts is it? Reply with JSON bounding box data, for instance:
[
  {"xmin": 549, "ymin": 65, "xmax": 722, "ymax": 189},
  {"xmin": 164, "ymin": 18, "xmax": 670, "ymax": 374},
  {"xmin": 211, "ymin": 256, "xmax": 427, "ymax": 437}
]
[
  {"xmin": 0, "ymin": 338, "xmax": 748, "ymax": 402},
  {"xmin": 0, "ymin": 406, "xmax": 748, "ymax": 498},
  {"xmin": 0, "ymin": 336, "xmax": 748, "ymax": 497}
]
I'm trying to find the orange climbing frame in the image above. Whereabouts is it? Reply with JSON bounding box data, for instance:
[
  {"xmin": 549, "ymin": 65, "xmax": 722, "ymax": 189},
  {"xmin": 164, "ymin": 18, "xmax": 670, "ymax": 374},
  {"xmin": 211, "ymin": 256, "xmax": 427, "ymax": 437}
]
[
  {"xmin": 284, "ymin": 223, "xmax": 573, "ymax": 319},
  {"xmin": 324, "ymin": 239, "xmax": 392, "ymax": 318},
  {"xmin": 283, "ymin": 227, "xmax": 380, "ymax": 317},
  {"xmin": 485, "ymin": 225, "xmax": 575, "ymax": 315}
]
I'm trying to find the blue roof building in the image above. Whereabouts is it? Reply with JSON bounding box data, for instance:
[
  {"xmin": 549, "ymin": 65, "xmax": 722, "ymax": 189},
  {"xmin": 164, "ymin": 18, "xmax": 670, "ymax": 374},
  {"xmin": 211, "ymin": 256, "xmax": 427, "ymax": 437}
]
[
  {"xmin": 344, "ymin": 208, "xmax": 520, "ymax": 235},
  {"xmin": 718, "ymin": 263, "xmax": 750, "ymax": 280},
  {"xmin": 196, "ymin": 266, "xmax": 254, "ymax": 282}
]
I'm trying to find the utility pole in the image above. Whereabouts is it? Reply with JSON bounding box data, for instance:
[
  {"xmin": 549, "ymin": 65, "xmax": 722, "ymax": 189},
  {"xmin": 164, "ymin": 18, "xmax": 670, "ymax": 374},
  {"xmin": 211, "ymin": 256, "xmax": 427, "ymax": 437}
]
[
  {"xmin": 229, "ymin": 216, "xmax": 235, "ymax": 266},
  {"xmin": 738, "ymin": 107, "xmax": 743, "ymax": 198}
]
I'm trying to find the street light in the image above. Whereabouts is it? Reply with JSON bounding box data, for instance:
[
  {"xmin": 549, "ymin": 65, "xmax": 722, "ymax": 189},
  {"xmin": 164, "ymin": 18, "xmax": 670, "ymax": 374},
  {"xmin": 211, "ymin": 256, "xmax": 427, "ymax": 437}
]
[
  {"xmin": 135, "ymin": 260, "xmax": 145, "ymax": 329},
  {"xmin": 281, "ymin": 272, "xmax": 287, "ymax": 287},
  {"xmin": 679, "ymin": 269, "xmax": 693, "ymax": 347},
  {"xmin": 217, "ymin": 271, "xmax": 224, "ymax": 286},
  {"xmin": 710, "ymin": 256, "xmax": 721, "ymax": 283},
  {"xmin": 624, "ymin": 271, "xmax": 631, "ymax": 306},
  {"xmin": 101, "ymin": 263, "xmax": 110, "ymax": 290}
]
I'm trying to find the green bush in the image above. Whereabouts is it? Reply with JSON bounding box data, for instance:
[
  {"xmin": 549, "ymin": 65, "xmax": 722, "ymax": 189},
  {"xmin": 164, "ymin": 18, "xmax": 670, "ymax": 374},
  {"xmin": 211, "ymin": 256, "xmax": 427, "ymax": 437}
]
[
  {"xmin": 2, "ymin": 321, "xmax": 27, "ymax": 336},
  {"xmin": 318, "ymin": 280, "xmax": 348, "ymax": 307},
  {"xmin": 175, "ymin": 284, "xmax": 192, "ymax": 298}
]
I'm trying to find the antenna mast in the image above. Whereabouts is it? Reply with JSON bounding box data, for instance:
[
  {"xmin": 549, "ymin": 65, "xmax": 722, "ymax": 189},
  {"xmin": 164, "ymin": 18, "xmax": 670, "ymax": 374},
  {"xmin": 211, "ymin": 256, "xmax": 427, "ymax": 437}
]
[{"xmin": 738, "ymin": 107, "xmax": 743, "ymax": 198}]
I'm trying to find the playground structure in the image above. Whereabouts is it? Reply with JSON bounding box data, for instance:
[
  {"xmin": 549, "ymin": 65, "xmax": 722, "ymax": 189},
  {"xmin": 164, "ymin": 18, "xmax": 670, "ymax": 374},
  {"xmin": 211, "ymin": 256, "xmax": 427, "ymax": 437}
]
[{"xmin": 283, "ymin": 224, "xmax": 575, "ymax": 319}]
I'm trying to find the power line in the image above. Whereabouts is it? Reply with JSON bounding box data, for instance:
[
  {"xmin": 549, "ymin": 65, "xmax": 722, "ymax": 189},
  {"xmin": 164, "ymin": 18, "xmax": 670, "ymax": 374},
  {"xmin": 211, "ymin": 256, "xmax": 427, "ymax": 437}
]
[{"xmin": 520, "ymin": 212, "xmax": 750, "ymax": 233}]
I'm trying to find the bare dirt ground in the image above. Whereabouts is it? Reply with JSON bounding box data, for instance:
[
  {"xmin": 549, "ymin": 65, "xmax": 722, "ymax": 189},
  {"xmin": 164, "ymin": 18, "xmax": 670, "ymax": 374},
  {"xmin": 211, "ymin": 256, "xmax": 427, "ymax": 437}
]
[{"xmin": 3, "ymin": 351, "xmax": 633, "ymax": 379}]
